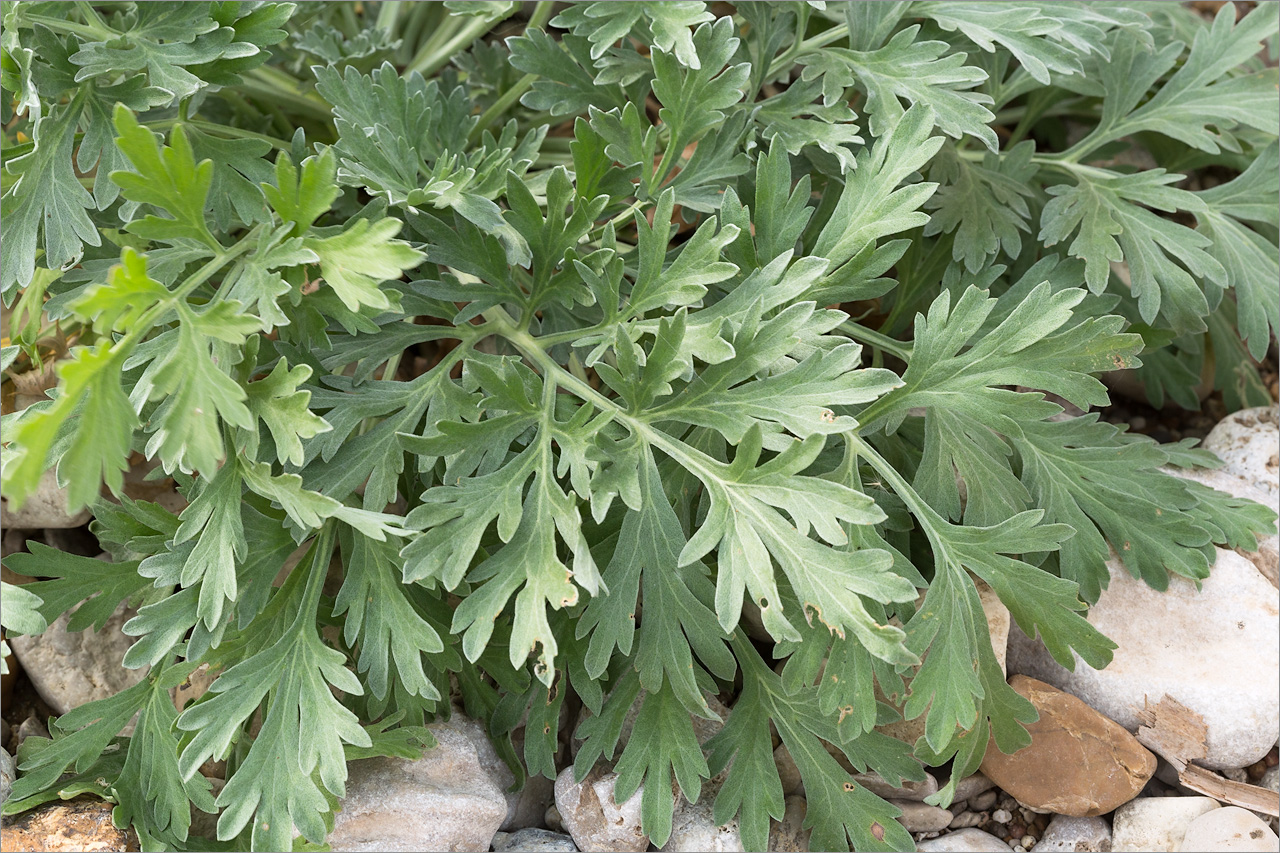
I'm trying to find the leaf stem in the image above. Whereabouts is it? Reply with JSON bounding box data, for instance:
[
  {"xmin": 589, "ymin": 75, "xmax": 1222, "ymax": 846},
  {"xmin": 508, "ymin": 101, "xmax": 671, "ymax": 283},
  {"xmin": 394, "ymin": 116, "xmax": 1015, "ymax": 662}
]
[
  {"xmin": 838, "ymin": 321, "xmax": 912, "ymax": 362},
  {"xmin": 407, "ymin": 9, "xmax": 515, "ymax": 76},
  {"xmin": 468, "ymin": 73, "xmax": 538, "ymax": 146}
]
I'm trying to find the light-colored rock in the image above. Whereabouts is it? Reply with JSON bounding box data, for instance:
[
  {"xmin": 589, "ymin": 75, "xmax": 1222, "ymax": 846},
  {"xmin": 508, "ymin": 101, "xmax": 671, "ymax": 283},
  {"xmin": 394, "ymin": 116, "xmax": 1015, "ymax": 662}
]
[
  {"xmin": 654, "ymin": 695, "xmax": 744, "ymax": 852},
  {"xmin": 659, "ymin": 803, "xmax": 744, "ymax": 853},
  {"xmin": 9, "ymin": 601, "xmax": 147, "ymax": 724},
  {"xmin": 327, "ymin": 712, "xmax": 508, "ymax": 852},
  {"xmin": 975, "ymin": 578, "xmax": 1011, "ymax": 676},
  {"xmin": 1034, "ymin": 815, "xmax": 1112, "ymax": 852},
  {"xmin": 1007, "ymin": 547, "xmax": 1280, "ymax": 770},
  {"xmin": 1203, "ymin": 406, "xmax": 1280, "ymax": 500},
  {"xmin": 0, "ymin": 469, "xmax": 92, "ymax": 529},
  {"xmin": 890, "ymin": 799, "xmax": 952, "ymax": 832},
  {"xmin": 490, "ymin": 828, "xmax": 579, "ymax": 852},
  {"xmin": 1, "ymin": 745, "xmax": 14, "ymax": 805},
  {"xmin": 767, "ymin": 796, "xmax": 812, "ymax": 852},
  {"xmin": 915, "ymin": 828, "xmax": 1013, "ymax": 851},
  {"xmin": 950, "ymin": 812, "xmax": 985, "ymax": 829},
  {"xmin": 0, "ymin": 797, "xmax": 138, "ymax": 851},
  {"xmin": 554, "ymin": 766, "xmax": 647, "ymax": 853},
  {"xmin": 980, "ymin": 676, "xmax": 1155, "ymax": 816},
  {"xmin": 1177, "ymin": 806, "xmax": 1279, "ymax": 852},
  {"xmin": 1169, "ymin": 464, "xmax": 1279, "ymax": 587},
  {"xmin": 1111, "ymin": 796, "xmax": 1220, "ymax": 852}
]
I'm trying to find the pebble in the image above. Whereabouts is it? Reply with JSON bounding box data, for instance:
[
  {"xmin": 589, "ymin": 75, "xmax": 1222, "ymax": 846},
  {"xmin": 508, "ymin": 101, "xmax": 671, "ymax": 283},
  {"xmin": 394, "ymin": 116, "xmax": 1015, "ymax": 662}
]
[
  {"xmin": 915, "ymin": 827, "xmax": 1014, "ymax": 851},
  {"xmin": 953, "ymin": 773, "xmax": 997, "ymax": 803},
  {"xmin": 491, "ymin": 827, "xmax": 579, "ymax": 852},
  {"xmin": 8, "ymin": 599, "xmax": 148, "ymax": 727},
  {"xmin": 969, "ymin": 790, "xmax": 998, "ymax": 812},
  {"xmin": 890, "ymin": 800, "xmax": 953, "ymax": 832},
  {"xmin": 554, "ymin": 765, "xmax": 648, "ymax": 853},
  {"xmin": 993, "ymin": 809, "xmax": 1012, "ymax": 824},
  {"xmin": 1111, "ymin": 796, "xmax": 1220, "ymax": 851},
  {"xmin": 1007, "ymin": 547, "xmax": 1280, "ymax": 770},
  {"xmin": 326, "ymin": 711, "xmax": 509, "ymax": 852},
  {"xmin": 1177, "ymin": 806, "xmax": 1279, "ymax": 852},
  {"xmin": 980, "ymin": 676, "xmax": 1155, "ymax": 816},
  {"xmin": 1, "ymin": 745, "xmax": 14, "ymax": 805},
  {"xmin": 1034, "ymin": 815, "xmax": 1112, "ymax": 853},
  {"xmin": 0, "ymin": 796, "xmax": 138, "ymax": 851},
  {"xmin": 15, "ymin": 715, "xmax": 49, "ymax": 748},
  {"xmin": 1202, "ymin": 406, "xmax": 1280, "ymax": 500},
  {"xmin": 950, "ymin": 812, "xmax": 985, "ymax": 829}
]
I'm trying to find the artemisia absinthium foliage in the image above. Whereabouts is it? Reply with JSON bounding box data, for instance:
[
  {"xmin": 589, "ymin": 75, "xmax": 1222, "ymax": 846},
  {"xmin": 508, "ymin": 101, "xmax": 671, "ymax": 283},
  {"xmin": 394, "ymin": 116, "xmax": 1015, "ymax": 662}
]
[{"xmin": 1, "ymin": 2, "xmax": 1276, "ymax": 851}]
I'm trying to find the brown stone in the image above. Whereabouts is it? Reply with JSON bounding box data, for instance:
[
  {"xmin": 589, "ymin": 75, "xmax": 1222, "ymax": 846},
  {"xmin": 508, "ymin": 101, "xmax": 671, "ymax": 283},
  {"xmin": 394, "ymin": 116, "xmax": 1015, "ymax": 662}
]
[
  {"xmin": 980, "ymin": 676, "xmax": 1156, "ymax": 817},
  {"xmin": 0, "ymin": 798, "xmax": 139, "ymax": 852}
]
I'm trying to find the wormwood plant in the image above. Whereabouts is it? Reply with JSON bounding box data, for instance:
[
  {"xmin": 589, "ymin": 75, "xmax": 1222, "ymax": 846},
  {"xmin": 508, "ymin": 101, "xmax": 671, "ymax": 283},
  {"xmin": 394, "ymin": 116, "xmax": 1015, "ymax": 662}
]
[{"xmin": 1, "ymin": 2, "xmax": 1277, "ymax": 851}]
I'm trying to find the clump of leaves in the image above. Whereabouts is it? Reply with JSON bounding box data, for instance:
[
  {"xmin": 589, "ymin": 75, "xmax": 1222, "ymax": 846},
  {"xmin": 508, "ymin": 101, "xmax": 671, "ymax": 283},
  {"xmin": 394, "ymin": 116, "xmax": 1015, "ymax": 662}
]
[{"xmin": 1, "ymin": 2, "xmax": 1277, "ymax": 851}]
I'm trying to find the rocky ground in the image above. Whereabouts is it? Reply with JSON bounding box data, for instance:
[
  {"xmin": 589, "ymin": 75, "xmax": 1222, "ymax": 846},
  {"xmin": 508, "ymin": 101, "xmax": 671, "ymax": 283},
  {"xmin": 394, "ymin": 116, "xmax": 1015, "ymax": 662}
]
[{"xmin": 2, "ymin": 400, "xmax": 1278, "ymax": 853}]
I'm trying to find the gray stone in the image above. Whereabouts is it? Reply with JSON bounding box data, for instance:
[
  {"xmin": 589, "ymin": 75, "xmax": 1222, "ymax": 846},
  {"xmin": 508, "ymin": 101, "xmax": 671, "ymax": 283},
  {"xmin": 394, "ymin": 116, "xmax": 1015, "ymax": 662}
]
[
  {"xmin": 1111, "ymin": 796, "xmax": 1220, "ymax": 852},
  {"xmin": 1203, "ymin": 406, "xmax": 1280, "ymax": 500},
  {"xmin": 1177, "ymin": 806, "xmax": 1279, "ymax": 852},
  {"xmin": 949, "ymin": 812, "xmax": 985, "ymax": 830},
  {"xmin": 0, "ymin": 470, "xmax": 92, "ymax": 529},
  {"xmin": 890, "ymin": 800, "xmax": 953, "ymax": 832},
  {"xmin": 554, "ymin": 766, "xmax": 647, "ymax": 853},
  {"xmin": 1, "ymin": 745, "xmax": 14, "ymax": 805},
  {"xmin": 1034, "ymin": 815, "xmax": 1112, "ymax": 852},
  {"xmin": 491, "ymin": 828, "xmax": 578, "ymax": 852},
  {"xmin": 1007, "ymin": 547, "xmax": 1280, "ymax": 770},
  {"xmin": 14, "ymin": 716, "xmax": 48, "ymax": 748},
  {"xmin": 327, "ymin": 712, "xmax": 508, "ymax": 852},
  {"xmin": 767, "ymin": 796, "xmax": 811, "ymax": 853},
  {"xmin": 1261, "ymin": 764, "xmax": 1278, "ymax": 793},
  {"xmin": 952, "ymin": 773, "xmax": 997, "ymax": 806},
  {"xmin": 9, "ymin": 600, "xmax": 148, "ymax": 727},
  {"xmin": 915, "ymin": 828, "xmax": 1013, "ymax": 851}
]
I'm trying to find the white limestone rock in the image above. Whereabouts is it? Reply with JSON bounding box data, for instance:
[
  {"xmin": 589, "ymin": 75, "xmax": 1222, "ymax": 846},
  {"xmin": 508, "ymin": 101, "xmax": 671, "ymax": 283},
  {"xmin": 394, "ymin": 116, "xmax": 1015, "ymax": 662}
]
[
  {"xmin": 1177, "ymin": 806, "xmax": 1279, "ymax": 852},
  {"xmin": 554, "ymin": 766, "xmax": 647, "ymax": 853},
  {"xmin": 1203, "ymin": 406, "xmax": 1280, "ymax": 500},
  {"xmin": 1111, "ymin": 796, "xmax": 1220, "ymax": 852},
  {"xmin": 1007, "ymin": 547, "xmax": 1280, "ymax": 769},
  {"xmin": 327, "ymin": 712, "xmax": 508, "ymax": 852},
  {"xmin": 1033, "ymin": 814, "xmax": 1112, "ymax": 852}
]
